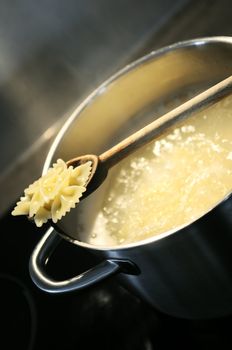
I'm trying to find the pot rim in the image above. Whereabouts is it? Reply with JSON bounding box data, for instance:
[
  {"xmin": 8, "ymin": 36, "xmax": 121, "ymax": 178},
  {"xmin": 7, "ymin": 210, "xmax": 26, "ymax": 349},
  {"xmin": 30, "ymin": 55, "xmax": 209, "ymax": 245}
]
[{"xmin": 43, "ymin": 36, "xmax": 232, "ymax": 251}]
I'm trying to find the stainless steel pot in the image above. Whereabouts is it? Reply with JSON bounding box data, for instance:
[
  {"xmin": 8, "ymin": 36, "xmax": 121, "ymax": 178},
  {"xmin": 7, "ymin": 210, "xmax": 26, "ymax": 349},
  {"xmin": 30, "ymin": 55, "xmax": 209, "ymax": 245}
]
[{"xmin": 30, "ymin": 37, "xmax": 232, "ymax": 319}]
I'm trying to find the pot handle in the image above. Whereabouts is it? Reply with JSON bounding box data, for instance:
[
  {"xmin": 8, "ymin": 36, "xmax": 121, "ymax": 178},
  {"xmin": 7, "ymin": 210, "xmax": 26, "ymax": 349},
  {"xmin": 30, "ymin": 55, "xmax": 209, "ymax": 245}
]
[{"xmin": 29, "ymin": 227, "xmax": 137, "ymax": 293}]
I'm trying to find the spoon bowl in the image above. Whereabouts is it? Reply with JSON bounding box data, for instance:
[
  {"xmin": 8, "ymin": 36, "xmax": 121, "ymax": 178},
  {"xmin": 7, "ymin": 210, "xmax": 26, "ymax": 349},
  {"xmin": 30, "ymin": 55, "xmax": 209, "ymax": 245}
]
[{"xmin": 67, "ymin": 154, "xmax": 108, "ymax": 196}]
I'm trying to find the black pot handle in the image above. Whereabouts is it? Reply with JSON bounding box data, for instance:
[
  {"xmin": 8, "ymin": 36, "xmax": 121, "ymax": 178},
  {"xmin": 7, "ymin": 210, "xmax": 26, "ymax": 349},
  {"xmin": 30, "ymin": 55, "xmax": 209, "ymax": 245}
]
[{"xmin": 29, "ymin": 227, "xmax": 123, "ymax": 293}]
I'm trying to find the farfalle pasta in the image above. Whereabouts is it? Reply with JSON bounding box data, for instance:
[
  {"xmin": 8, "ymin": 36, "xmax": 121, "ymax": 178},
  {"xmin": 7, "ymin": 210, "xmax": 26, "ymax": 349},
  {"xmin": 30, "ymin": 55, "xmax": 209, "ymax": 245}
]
[{"xmin": 12, "ymin": 159, "xmax": 92, "ymax": 227}]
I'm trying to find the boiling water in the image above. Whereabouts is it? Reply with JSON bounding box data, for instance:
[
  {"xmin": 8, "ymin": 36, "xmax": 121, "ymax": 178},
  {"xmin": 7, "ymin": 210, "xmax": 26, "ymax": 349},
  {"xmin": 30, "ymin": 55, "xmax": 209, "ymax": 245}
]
[{"xmin": 88, "ymin": 96, "xmax": 232, "ymax": 246}]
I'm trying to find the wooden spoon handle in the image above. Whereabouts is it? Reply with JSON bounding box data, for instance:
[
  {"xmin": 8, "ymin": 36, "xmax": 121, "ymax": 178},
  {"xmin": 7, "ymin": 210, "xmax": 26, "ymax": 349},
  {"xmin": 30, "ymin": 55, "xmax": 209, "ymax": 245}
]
[{"xmin": 99, "ymin": 75, "xmax": 232, "ymax": 169}]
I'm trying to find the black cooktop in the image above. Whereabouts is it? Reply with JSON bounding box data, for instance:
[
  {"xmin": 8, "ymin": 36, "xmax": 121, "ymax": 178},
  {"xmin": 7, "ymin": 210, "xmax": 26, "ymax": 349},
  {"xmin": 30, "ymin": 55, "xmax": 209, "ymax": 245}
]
[{"xmin": 1, "ymin": 206, "xmax": 232, "ymax": 350}]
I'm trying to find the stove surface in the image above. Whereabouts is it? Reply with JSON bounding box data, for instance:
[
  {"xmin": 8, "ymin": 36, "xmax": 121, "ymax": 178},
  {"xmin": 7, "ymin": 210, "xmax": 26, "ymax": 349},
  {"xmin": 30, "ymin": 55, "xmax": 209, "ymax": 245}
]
[{"xmin": 1, "ymin": 208, "xmax": 232, "ymax": 350}]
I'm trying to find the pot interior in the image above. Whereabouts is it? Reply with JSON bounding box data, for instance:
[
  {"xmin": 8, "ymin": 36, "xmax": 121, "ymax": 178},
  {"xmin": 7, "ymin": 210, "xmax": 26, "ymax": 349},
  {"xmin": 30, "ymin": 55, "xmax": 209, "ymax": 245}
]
[{"xmin": 44, "ymin": 37, "xmax": 232, "ymax": 246}]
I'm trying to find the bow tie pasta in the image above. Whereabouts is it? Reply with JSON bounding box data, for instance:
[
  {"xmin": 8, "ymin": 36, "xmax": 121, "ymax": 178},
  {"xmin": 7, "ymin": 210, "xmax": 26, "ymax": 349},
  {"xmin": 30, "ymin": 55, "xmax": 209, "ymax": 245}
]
[{"xmin": 12, "ymin": 159, "xmax": 92, "ymax": 227}]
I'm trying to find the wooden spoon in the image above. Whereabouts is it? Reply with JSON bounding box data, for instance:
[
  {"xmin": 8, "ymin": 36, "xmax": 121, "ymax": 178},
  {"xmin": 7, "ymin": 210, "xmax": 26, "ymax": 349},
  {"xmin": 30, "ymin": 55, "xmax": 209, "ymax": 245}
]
[{"xmin": 67, "ymin": 75, "xmax": 232, "ymax": 198}]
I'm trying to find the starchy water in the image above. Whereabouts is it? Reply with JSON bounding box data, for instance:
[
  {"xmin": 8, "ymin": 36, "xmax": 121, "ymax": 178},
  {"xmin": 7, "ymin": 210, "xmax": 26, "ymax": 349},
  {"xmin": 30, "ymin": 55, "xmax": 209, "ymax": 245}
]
[{"xmin": 88, "ymin": 95, "xmax": 232, "ymax": 246}]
